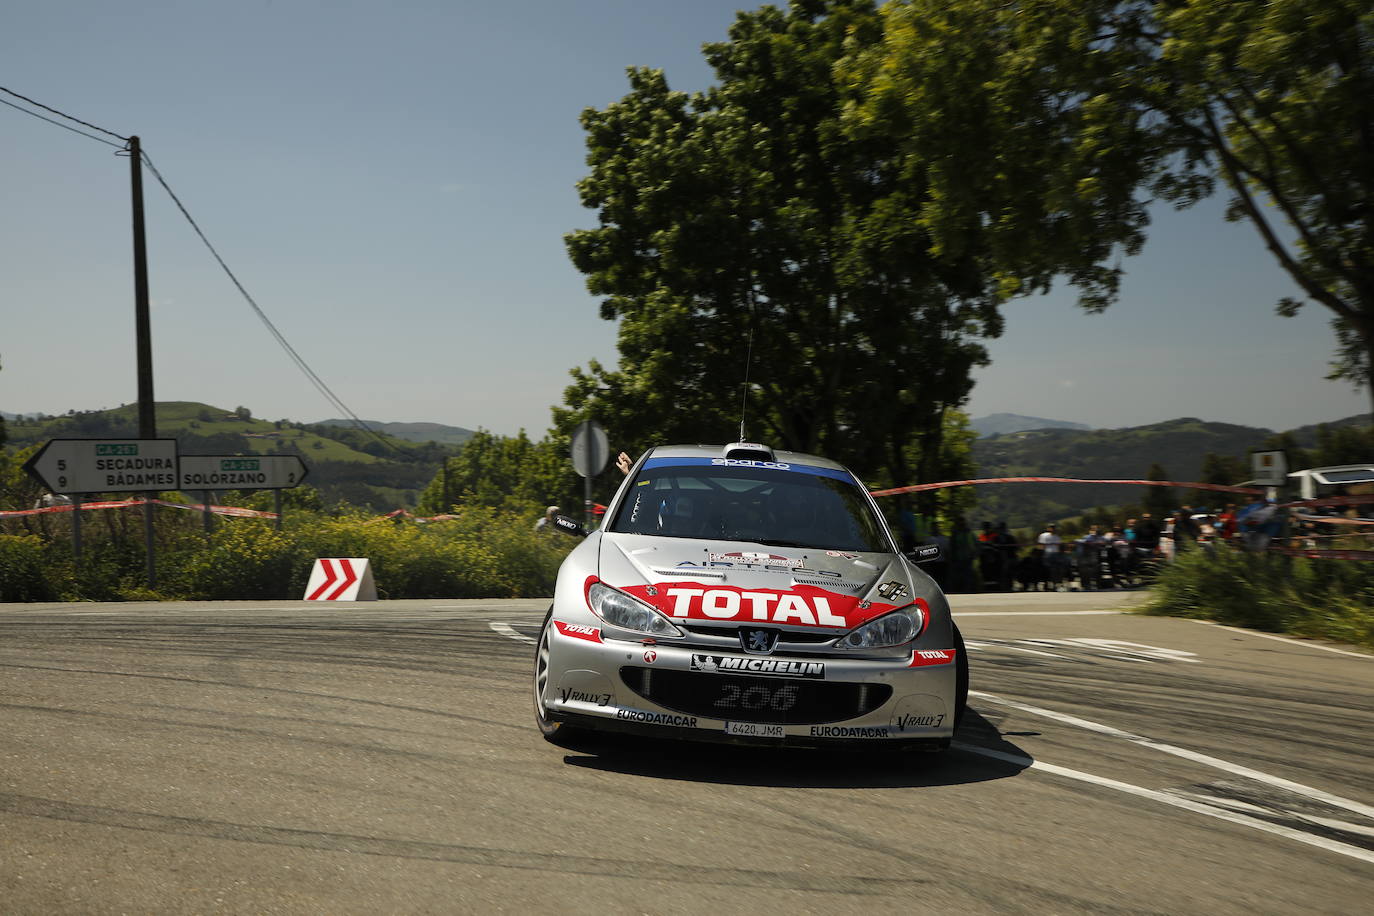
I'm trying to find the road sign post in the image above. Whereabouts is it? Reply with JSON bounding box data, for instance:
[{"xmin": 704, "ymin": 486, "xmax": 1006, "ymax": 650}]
[
  {"xmin": 21, "ymin": 442, "xmax": 311, "ymax": 583},
  {"xmin": 570, "ymin": 420, "xmax": 610, "ymax": 529},
  {"xmin": 22, "ymin": 439, "xmax": 178, "ymax": 591},
  {"xmin": 178, "ymin": 455, "xmax": 308, "ymax": 531}
]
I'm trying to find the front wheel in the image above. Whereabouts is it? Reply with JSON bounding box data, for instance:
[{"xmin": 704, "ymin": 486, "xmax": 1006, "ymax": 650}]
[
  {"xmin": 533, "ymin": 609, "xmax": 586, "ymax": 747},
  {"xmin": 952, "ymin": 623, "xmax": 969, "ymax": 733}
]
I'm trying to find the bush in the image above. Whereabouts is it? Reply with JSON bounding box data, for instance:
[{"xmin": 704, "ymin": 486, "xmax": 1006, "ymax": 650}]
[
  {"xmin": 0, "ymin": 505, "xmax": 576, "ymax": 602},
  {"xmin": 0, "ymin": 534, "xmax": 62, "ymax": 601},
  {"xmin": 173, "ymin": 523, "xmax": 305, "ymax": 599},
  {"xmin": 1143, "ymin": 546, "xmax": 1374, "ymax": 650}
]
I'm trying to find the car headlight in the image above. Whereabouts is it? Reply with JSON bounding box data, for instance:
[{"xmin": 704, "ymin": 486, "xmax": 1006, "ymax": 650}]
[
  {"xmin": 837, "ymin": 605, "xmax": 925, "ymax": 649},
  {"xmin": 587, "ymin": 582, "xmax": 684, "ymax": 637}
]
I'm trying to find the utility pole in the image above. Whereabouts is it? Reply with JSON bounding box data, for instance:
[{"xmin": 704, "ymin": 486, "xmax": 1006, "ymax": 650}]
[{"xmin": 129, "ymin": 135, "xmax": 157, "ymax": 588}]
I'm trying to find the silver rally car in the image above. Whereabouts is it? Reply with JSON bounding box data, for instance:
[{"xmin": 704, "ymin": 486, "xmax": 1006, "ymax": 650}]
[{"xmin": 533, "ymin": 442, "xmax": 967, "ymax": 750}]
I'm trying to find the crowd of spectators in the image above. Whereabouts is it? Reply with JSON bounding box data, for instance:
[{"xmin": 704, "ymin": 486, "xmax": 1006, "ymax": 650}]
[{"xmin": 908, "ymin": 496, "xmax": 1300, "ymax": 593}]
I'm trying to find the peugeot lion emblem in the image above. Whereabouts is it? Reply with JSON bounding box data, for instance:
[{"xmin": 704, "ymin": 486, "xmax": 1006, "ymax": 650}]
[{"xmin": 741, "ymin": 628, "xmax": 779, "ymax": 655}]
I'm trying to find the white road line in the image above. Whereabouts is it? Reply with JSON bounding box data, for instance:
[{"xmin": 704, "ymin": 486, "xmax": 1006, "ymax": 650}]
[
  {"xmin": 1165, "ymin": 790, "xmax": 1374, "ymax": 840},
  {"xmin": 953, "ymin": 610, "xmax": 1124, "ymax": 617},
  {"xmin": 963, "ymin": 640, "xmax": 1069, "ymax": 659},
  {"xmin": 971, "ymin": 691, "xmax": 1374, "ymax": 821},
  {"xmin": 956, "ymin": 743, "xmax": 1374, "ymax": 866},
  {"xmin": 1188, "ymin": 620, "xmax": 1373, "ymax": 659},
  {"xmin": 489, "ymin": 622, "xmax": 536, "ymax": 644}
]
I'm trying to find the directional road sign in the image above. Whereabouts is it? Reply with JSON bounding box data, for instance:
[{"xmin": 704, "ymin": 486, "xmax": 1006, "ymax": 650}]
[
  {"xmin": 23, "ymin": 439, "xmax": 180, "ymax": 494},
  {"xmin": 179, "ymin": 455, "xmax": 309, "ymax": 490}
]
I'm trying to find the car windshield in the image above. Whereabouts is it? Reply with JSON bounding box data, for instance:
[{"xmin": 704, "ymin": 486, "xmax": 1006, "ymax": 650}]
[{"xmin": 608, "ymin": 458, "xmax": 890, "ymax": 552}]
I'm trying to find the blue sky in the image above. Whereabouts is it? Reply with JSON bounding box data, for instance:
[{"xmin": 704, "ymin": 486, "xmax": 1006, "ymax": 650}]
[{"xmin": 3, "ymin": 1, "xmax": 1366, "ymax": 439}]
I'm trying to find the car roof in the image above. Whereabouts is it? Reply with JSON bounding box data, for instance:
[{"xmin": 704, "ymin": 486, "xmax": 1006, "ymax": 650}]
[{"xmin": 644, "ymin": 443, "xmax": 852, "ymax": 474}]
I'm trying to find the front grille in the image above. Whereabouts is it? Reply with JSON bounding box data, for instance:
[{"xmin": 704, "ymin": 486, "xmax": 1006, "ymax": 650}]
[
  {"xmin": 679, "ymin": 625, "xmax": 838, "ymax": 645},
  {"xmin": 620, "ymin": 666, "xmax": 891, "ymax": 725}
]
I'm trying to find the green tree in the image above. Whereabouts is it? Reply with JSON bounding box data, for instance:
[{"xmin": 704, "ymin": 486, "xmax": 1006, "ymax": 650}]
[
  {"xmin": 417, "ymin": 430, "xmax": 581, "ymax": 515},
  {"xmin": 848, "ymin": 0, "xmax": 1374, "ymax": 411},
  {"xmin": 1192, "ymin": 452, "xmax": 1248, "ymax": 509},
  {"xmin": 1313, "ymin": 423, "xmax": 1374, "ymax": 466},
  {"xmin": 1143, "ymin": 462, "xmax": 1176, "ymax": 519},
  {"xmin": 562, "ymin": 0, "xmax": 999, "ymax": 502}
]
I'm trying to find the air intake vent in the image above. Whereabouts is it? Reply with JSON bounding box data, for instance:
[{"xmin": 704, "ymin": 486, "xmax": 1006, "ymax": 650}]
[{"xmin": 722, "ymin": 442, "xmax": 775, "ymax": 462}]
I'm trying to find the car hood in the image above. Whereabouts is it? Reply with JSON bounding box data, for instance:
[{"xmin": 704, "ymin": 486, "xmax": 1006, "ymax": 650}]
[{"xmin": 598, "ymin": 532, "xmax": 924, "ymax": 630}]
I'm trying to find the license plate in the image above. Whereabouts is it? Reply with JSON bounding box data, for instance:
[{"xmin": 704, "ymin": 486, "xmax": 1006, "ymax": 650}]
[{"xmin": 725, "ymin": 721, "xmax": 784, "ymax": 738}]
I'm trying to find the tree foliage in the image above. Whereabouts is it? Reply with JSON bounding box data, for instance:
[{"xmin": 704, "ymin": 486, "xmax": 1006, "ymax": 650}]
[
  {"xmin": 848, "ymin": 0, "xmax": 1374, "ymax": 406},
  {"xmin": 562, "ymin": 0, "xmax": 998, "ymax": 505},
  {"xmin": 1143, "ymin": 462, "xmax": 1176, "ymax": 518},
  {"xmin": 417, "ymin": 430, "xmax": 586, "ymax": 515}
]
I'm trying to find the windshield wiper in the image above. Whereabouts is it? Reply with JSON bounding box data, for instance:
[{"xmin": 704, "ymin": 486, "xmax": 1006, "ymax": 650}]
[{"xmin": 752, "ymin": 538, "xmax": 815, "ymax": 549}]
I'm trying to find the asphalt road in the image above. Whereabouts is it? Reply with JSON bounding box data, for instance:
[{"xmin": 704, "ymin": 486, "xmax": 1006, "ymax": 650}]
[{"xmin": 2, "ymin": 593, "xmax": 1371, "ymax": 914}]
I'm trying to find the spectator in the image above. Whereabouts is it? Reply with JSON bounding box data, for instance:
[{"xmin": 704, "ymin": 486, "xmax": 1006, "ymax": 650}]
[
  {"xmin": 948, "ymin": 517, "xmax": 980, "ymax": 593},
  {"xmin": 1106, "ymin": 529, "xmax": 1135, "ymax": 587},
  {"xmin": 1173, "ymin": 506, "xmax": 1200, "ymax": 547},
  {"xmin": 992, "ymin": 522, "xmax": 1019, "ymax": 591},
  {"xmin": 1239, "ymin": 496, "xmax": 1280, "ymax": 552},
  {"xmin": 1037, "ymin": 523, "xmax": 1068, "ymax": 590},
  {"xmin": 534, "ymin": 505, "xmax": 561, "ymax": 533},
  {"xmin": 925, "ymin": 524, "xmax": 950, "ymax": 591},
  {"xmin": 1075, "ymin": 525, "xmax": 1108, "ymax": 590},
  {"xmin": 1135, "ymin": 512, "xmax": 1162, "ymax": 553},
  {"xmin": 1217, "ymin": 503, "xmax": 1239, "ymax": 542},
  {"xmin": 1123, "ymin": 517, "xmax": 1138, "ymax": 542}
]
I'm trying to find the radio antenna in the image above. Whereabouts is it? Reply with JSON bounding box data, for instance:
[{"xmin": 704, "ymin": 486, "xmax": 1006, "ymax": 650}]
[{"xmin": 737, "ymin": 300, "xmax": 756, "ymax": 442}]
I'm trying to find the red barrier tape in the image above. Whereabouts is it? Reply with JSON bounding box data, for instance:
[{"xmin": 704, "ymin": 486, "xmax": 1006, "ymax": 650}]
[
  {"xmin": 1281, "ymin": 495, "xmax": 1374, "ymax": 509},
  {"xmin": 0, "ymin": 499, "xmax": 277, "ymax": 520},
  {"xmin": 1292, "ymin": 513, "xmax": 1374, "ymax": 527},
  {"xmin": 0, "ymin": 499, "xmax": 144, "ymax": 519},
  {"xmin": 869, "ymin": 477, "xmax": 1265, "ymax": 498},
  {"xmin": 1269, "ymin": 546, "xmax": 1374, "ymax": 561}
]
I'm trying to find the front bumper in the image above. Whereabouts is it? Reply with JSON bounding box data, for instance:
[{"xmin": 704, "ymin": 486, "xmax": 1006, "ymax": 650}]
[{"xmin": 543, "ymin": 620, "xmax": 959, "ymax": 749}]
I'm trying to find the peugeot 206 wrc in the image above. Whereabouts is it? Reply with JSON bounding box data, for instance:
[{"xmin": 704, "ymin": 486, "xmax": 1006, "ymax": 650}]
[{"xmin": 533, "ymin": 442, "xmax": 968, "ymax": 750}]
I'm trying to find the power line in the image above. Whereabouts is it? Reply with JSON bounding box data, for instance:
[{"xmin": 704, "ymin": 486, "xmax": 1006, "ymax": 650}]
[
  {"xmin": 0, "ymin": 96, "xmax": 125, "ymax": 148},
  {"xmin": 137, "ymin": 153, "xmax": 398, "ymax": 452},
  {"xmin": 0, "ymin": 86, "xmax": 128, "ymax": 142},
  {"xmin": 0, "ymin": 86, "xmax": 397, "ymax": 453}
]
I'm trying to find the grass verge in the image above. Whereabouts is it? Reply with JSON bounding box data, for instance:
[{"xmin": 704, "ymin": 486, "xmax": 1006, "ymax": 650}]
[{"xmin": 1141, "ymin": 545, "xmax": 1374, "ymax": 651}]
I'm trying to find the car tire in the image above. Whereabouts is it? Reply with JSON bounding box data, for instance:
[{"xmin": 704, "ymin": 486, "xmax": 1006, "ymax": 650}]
[
  {"xmin": 952, "ymin": 623, "xmax": 969, "ymax": 733},
  {"xmin": 533, "ymin": 608, "xmax": 587, "ymax": 747}
]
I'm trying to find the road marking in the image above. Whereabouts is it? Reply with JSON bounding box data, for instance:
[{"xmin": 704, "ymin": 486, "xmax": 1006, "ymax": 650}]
[
  {"xmin": 1188, "ymin": 620, "xmax": 1373, "ymax": 659},
  {"xmin": 956, "ymin": 743, "xmax": 1374, "ymax": 865},
  {"xmin": 490, "ymin": 622, "xmax": 536, "ymax": 644},
  {"xmin": 964, "ymin": 640, "xmax": 1069, "ymax": 659},
  {"xmin": 964, "ymin": 638, "xmax": 1199, "ymax": 664},
  {"xmin": 971, "ymin": 691, "xmax": 1374, "ymax": 821},
  {"xmin": 1165, "ymin": 790, "xmax": 1374, "ymax": 840},
  {"xmin": 954, "ymin": 610, "xmax": 1123, "ymax": 617},
  {"xmin": 1028, "ymin": 638, "xmax": 1200, "ymax": 664}
]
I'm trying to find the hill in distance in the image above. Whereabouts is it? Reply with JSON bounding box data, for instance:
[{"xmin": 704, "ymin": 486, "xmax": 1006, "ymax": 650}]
[
  {"xmin": 967, "ymin": 414, "xmax": 1370, "ymax": 529},
  {"xmin": 971, "ymin": 413, "xmax": 1092, "ymax": 438},
  {"xmin": 2, "ymin": 401, "xmax": 462, "ymax": 510},
  {"xmin": 314, "ymin": 418, "xmax": 475, "ymax": 447}
]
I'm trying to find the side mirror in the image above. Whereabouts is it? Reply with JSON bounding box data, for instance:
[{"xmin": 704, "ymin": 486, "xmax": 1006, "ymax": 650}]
[
  {"xmin": 909, "ymin": 543, "xmax": 942, "ymax": 564},
  {"xmin": 553, "ymin": 515, "xmax": 587, "ymax": 537}
]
